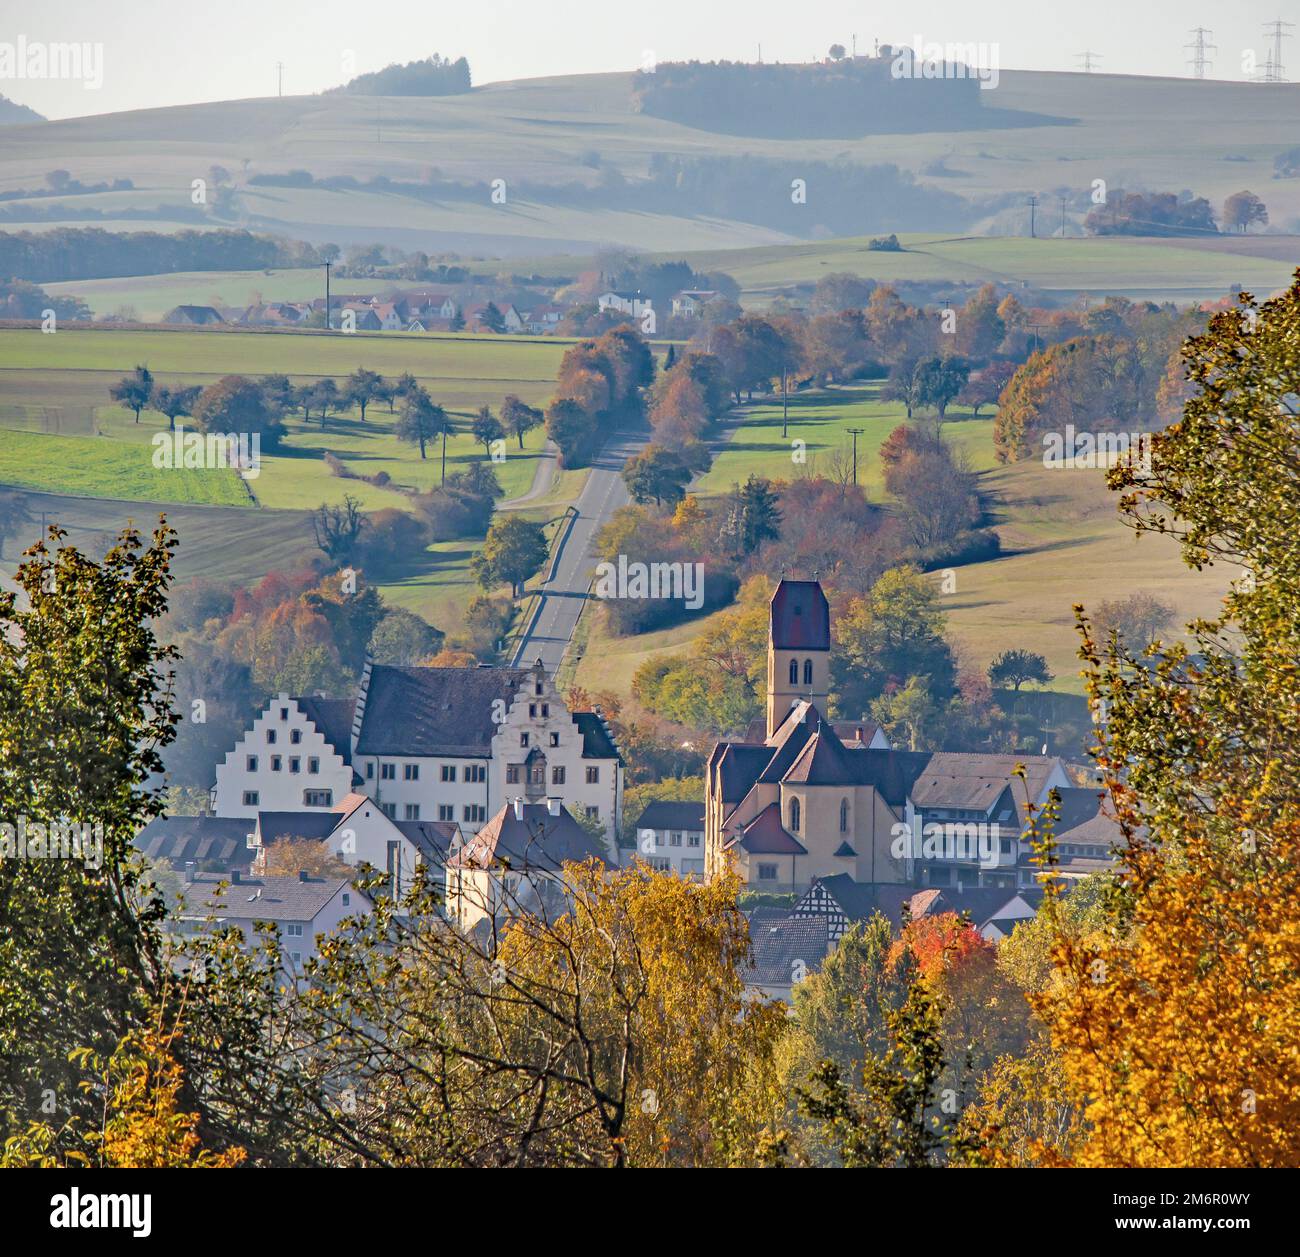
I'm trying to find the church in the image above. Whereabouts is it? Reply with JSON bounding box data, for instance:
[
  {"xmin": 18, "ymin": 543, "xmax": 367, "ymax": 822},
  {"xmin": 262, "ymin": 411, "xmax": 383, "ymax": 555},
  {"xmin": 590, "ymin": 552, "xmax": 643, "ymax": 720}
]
[{"xmin": 704, "ymin": 580, "xmax": 1073, "ymax": 894}]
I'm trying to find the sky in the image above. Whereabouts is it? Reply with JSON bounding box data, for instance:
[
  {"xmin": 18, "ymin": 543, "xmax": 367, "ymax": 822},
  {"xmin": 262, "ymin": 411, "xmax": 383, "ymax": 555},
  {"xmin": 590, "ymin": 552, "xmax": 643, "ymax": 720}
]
[{"xmin": 0, "ymin": 0, "xmax": 1296, "ymax": 119}]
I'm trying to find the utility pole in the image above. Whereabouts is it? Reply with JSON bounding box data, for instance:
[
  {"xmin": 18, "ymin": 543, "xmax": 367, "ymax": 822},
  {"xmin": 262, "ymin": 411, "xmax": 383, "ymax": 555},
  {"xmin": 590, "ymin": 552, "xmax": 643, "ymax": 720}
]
[
  {"xmin": 323, "ymin": 258, "xmax": 332, "ymax": 332},
  {"xmin": 1027, "ymin": 194, "xmax": 1038, "ymax": 238},
  {"xmin": 1059, "ymin": 195, "xmax": 1067, "ymax": 238},
  {"xmin": 1074, "ymin": 50, "xmax": 1102, "ymax": 73},
  {"xmin": 276, "ymin": 61, "xmax": 284, "ymax": 96},
  {"xmin": 846, "ymin": 427, "xmax": 864, "ymax": 487},
  {"xmin": 1185, "ymin": 27, "xmax": 1215, "ymax": 79},
  {"xmin": 781, "ymin": 364, "xmax": 789, "ymax": 437}
]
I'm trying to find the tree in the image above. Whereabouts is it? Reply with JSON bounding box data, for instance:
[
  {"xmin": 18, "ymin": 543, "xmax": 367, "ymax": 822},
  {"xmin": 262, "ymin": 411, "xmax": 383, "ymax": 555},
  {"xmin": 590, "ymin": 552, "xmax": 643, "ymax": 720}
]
[
  {"xmin": 1030, "ymin": 275, "xmax": 1300, "ymax": 1167},
  {"xmin": 110, "ymin": 364, "xmax": 154, "ymax": 423},
  {"xmin": 987, "ymin": 648, "xmax": 1053, "ymax": 691},
  {"xmin": 501, "ymin": 394, "xmax": 543, "ymax": 449},
  {"xmin": 915, "ymin": 355, "xmax": 970, "ymax": 422},
  {"xmin": 720, "ymin": 474, "xmax": 782, "ymax": 557},
  {"xmin": 828, "ymin": 43, "xmax": 847, "ymax": 60},
  {"xmin": 1090, "ymin": 591, "xmax": 1175, "ymax": 647},
  {"xmin": 1222, "ymin": 189, "xmax": 1268, "ymax": 234},
  {"xmin": 471, "ymin": 514, "xmax": 548, "ymax": 598},
  {"xmin": 311, "ymin": 495, "xmax": 366, "ymax": 563},
  {"xmin": 0, "ymin": 522, "xmax": 179, "ymax": 1161},
  {"xmin": 396, "ymin": 387, "xmax": 450, "ymax": 467},
  {"xmin": 368, "ymin": 607, "xmax": 444, "ymax": 665},
  {"xmin": 192, "ymin": 375, "xmax": 285, "ymax": 449},
  {"xmin": 622, "ymin": 445, "xmax": 692, "ymax": 508},
  {"xmin": 546, "ymin": 397, "xmax": 597, "ymax": 469},
  {"xmin": 471, "ymin": 406, "xmax": 504, "ymax": 458},
  {"xmin": 449, "ymin": 307, "xmax": 465, "ymax": 332},
  {"xmin": 307, "ymin": 378, "xmax": 341, "ymax": 425},
  {"xmin": 262, "ymin": 838, "xmax": 351, "ymax": 877},
  {"xmin": 150, "ymin": 383, "xmax": 201, "ymax": 433},
  {"xmin": 957, "ymin": 361, "xmax": 1017, "ymax": 417},
  {"xmin": 955, "ymin": 283, "xmax": 1006, "ymax": 360},
  {"xmin": 345, "ymin": 368, "xmax": 384, "ymax": 421},
  {"xmin": 480, "ymin": 301, "xmax": 506, "ymax": 333},
  {"xmin": 833, "ymin": 564, "xmax": 957, "ymax": 715}
]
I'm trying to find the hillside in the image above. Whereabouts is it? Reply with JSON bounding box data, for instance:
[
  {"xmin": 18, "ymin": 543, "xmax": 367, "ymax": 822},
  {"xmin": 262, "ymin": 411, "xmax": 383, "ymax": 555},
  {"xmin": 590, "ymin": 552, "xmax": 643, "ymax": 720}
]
[{"xmin": 3, "ymin": 69, "xmax": 1300, "ymax": 256}]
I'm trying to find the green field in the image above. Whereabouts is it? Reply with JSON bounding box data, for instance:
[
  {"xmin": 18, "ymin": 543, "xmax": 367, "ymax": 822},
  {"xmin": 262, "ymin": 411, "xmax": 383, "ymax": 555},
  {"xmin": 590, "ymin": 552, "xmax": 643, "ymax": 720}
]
[{"xmin": 574, "ymin": 383, "xmax": 1228, "ymax": 703}]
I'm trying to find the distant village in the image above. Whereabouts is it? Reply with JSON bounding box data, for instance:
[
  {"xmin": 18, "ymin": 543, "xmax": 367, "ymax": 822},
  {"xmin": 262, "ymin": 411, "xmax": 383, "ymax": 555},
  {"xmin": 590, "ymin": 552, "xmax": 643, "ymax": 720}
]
[{"xmin": 139, "ymin": 579, "xmax": 1120, "ymax": 1001}]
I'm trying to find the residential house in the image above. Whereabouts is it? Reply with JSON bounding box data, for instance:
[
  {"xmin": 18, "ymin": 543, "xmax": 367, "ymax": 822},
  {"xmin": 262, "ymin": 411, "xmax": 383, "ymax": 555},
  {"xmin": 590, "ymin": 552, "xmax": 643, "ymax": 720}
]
[
  {"xmin": 331, "ymin": 304, "xmax": 383, "ymax": 332},
  {"xmin": 445, "ymin": 798, "xmax": 610, "ymax": 931},
  {"xmin": 371, "ymin": 302, "xmax": 404, "ymax": 331},
  {"xmin": 162, "ymin": 305, "xmax": 224, "ymax": 326},
  {"xmin": 628, "ymin": 800, "xmax": 705, "ymax": 878},
  {"xmin": 395, "ymin": 291, "xmax": 458, "ymax": 322},
  {"xmin": 742, "ymin": 908, "xmax": 831, "ymax": 1002},
  {"xmin": 135, "ymin": 814, "xmax": 255, "ymax": 876},
  {"xmin": 523, "ymin": 303, "xmax": 566, "ymax": 334},
  {"xmin": 670, "ymin": 290, "xmax": 718, "ymax": 319},
  {"xmin": 597, "ymin": 290, "xmax": 653, "ymax": 320},
  {"xmin": 176, "ymin": 869, "xmax": 369, "ymax": 974}
]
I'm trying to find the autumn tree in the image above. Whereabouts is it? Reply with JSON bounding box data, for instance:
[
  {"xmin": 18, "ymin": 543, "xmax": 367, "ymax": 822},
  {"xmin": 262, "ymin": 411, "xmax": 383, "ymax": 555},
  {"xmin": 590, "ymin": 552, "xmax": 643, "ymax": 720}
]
[
  {"xmin": 622, "ymin": 445, "xmax": 692, "ymax": 508},
  {"xmin": 501, "ymin": 394, "xmax": 543, "ymax": 448},
  {"xmin": 988, "ymin": 648, "xmax": 1053, "ymax": 692},
  {"xmin": 471, "ymin": 513, "xmax": 548, "ymax": 598},
  {"xmin": 150, "ymin": 383, "xmax": 202, "ymax": 432},
  {"xmin": 1034, "ymin": 274, "xmax": 1300, "ymax": 1167},
  {"xmin": 1222, "ymin": 189, "xmax": 1268, "ymax": 234}
]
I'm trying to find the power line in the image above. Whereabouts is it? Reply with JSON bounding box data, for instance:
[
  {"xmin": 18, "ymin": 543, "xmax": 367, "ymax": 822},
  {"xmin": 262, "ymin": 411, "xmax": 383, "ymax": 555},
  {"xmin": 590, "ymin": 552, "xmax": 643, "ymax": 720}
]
[
  {"xmin": 1075, "ymin": 50, "xmax": 1102, "ymax": 73},
  {"xmin": 1257, "ymin": 19, "xmax": 1294, "ymax": 82},
  {"xmin": 1185, "ymin": 27, "xmax": 1215, "ymax": 79}
]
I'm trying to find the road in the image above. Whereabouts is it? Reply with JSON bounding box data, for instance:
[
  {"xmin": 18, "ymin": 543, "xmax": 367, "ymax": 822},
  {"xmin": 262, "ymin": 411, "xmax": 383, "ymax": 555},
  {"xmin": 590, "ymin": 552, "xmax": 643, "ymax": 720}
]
[{"xmin": 511, "ymin": 424, "xmax": 648, "ymax": 672}]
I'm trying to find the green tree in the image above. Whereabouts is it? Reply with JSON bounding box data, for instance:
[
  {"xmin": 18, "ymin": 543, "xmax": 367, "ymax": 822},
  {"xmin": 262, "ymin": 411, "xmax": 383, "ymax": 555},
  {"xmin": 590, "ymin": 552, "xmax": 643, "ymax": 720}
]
[
  {"xmin": 345, "ymin": 368, "xmax": 384, "ymax": 421},
  {"xmin": 480, "ymin": 301, "xmax": 506, "ymax": 333},
  {"xmin": 720, "ymin": 474, "xmax": 782, "ymax": 556},
  {"xmin": 150, "ymin": 383, "xmax": 201, "ymax": 433},
  {"xmin": 471, "ymin": 514, "xmax": 548, "ymax": 598},
  {"xmin": 0, "ymin": 522, "xmax": 178, "ymax": 1160},
  {"xmin": 501, "ymin": 394, "xmax": 543, "ymax": 449},
  {"xmin": 192, "ymin": 375, "xmax": 285, "ymax": 449},
  {"xmin": 623, "ymin": 445, "xmax": 692, "ymax": 508},
  {"xmin": 471, "ymin": 406, "xmax": 505, "ymax": 458},
  {"xmin": 987, "ymin": 648, "xmax": 1053, "ymax": 692},
  {"xmin": 396, "ymin": 387, "xmax": 450, "ymax": 469},
  {"xmin": 110, "ymin": 364, "xmax": 154, "ymax": 423}
]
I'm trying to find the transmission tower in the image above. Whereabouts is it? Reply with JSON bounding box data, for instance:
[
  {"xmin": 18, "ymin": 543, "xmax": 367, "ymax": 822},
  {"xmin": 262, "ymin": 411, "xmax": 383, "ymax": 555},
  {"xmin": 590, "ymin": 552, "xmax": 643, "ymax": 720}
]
[
  {"xmin": 1075, "ymin": 50, "xmax": 1102, "ymax": 72},
  {"xmin": 1258, "ymin": 19, "xmax": 1294, "ymax": 82},
  {"xmin": 1185, "ymin": 27, "xmax": 1215, "ymax": 79}
]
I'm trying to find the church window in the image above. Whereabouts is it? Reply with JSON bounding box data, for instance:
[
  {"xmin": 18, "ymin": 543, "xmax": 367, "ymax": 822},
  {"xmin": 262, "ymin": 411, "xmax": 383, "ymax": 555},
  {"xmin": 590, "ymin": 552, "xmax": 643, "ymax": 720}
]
[
  {"xmin": 788, "ymin": 658, "xmax": 798, "ymax": 685},
  {"xmin": 804, "ymin": 659, "xmax": 813, "ymax": 686},
  {"xmin": 840, "ymin": 798, "xmax": 849, "ymax": 833},
  {"xmin": 789, "ymin": 797, "xmax": 801, "ymax": 832}
]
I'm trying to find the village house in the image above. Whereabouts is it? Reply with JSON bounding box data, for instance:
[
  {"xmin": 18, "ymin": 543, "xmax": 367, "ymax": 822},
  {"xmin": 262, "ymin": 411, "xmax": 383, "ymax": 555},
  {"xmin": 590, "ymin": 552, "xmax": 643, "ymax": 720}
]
[
  {"xmin": 597, "ymin": 290, "xmax": 653, "ymax": 320},
  {"xmin": 670, "ymin": 290, "xmax": 718, "ymax": 319},
  {"xmin": 162, "ymin": 304, "xmax": 224, "ymax": 326},
  {"xmin": 445, "ymin": 798, "xmax": 610, "ymax": 931},
  {"xmin": 523, "ymin": 303, "xmax": 566, "ymax": 334},
  {"xmin": 627, "ymin": 800, "xmax": 705, "ymax": 878},
  {"xmin": 211, "ymin": 659, "xmax": 623, "ymax": 846},
  {"xmin": 175, "ymin": 869, "xmax": 370, "ymax": 974},
  {"xmin": 705, "ymin": 579, "xmax": 1073, "ymax": 896},
  {"xmin": 393, "ymin": 291, "xmax": 458, "ymax": 322}
]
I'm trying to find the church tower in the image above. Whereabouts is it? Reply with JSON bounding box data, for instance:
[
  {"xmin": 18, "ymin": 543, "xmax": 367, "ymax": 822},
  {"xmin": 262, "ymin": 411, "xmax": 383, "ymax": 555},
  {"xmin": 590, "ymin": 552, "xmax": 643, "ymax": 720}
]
[{"xmin": 765, "ymin": 579, "xmax": 831, "ymax": 738}]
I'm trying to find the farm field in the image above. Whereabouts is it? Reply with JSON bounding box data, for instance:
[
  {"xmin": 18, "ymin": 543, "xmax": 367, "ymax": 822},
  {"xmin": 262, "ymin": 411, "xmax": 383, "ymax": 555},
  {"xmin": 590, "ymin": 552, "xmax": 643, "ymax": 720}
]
[{"xmin": 5, "ymin": 69, "xmax": 1300, "ymax": 256}]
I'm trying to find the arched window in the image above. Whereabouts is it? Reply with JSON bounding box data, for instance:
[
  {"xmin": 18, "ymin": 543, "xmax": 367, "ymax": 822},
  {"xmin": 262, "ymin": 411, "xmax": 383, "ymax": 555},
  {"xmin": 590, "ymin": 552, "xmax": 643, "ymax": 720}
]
[
  {"xmin": 803, "ymin": 658, "xmax": 814, "ymax": 686},
  {"xmin": 788, "ymin": 658, "xmax": 799, "ymax": 685},
  {"xmin": 789, "ymin": 797, "xmax": 801, "ymax": 832},
  {"xmin": 840, "ymin": 798, "xmax": 849, "ymax": 833}
]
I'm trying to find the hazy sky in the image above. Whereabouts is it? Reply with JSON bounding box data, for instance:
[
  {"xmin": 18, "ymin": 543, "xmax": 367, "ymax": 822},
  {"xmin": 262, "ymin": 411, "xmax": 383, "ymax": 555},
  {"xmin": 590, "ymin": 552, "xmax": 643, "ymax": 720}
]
[{"xmin": 1, "ymin": 0, "xmax": 1296, "ymax": 119}]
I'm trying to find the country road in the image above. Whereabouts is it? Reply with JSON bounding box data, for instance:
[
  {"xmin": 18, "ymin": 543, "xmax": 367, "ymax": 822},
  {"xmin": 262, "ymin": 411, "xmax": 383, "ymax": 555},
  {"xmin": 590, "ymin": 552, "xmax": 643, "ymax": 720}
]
[{"xmin": 511, "ymin": 423, "xmax": 649, "ymax": 672}]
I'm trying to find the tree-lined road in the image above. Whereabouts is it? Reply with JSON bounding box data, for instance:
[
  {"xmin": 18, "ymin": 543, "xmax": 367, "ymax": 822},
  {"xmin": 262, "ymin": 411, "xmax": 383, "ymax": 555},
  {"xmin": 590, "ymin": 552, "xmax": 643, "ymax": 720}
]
[{"xmin": 512, "ymin": 424, "xmax": 648, "ymax": 672}]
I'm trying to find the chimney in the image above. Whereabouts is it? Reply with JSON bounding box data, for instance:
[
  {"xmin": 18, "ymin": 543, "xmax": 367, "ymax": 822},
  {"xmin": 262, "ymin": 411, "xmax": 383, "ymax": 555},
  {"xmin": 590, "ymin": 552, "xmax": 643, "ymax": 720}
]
[
  {"xmin": 231, "ymin": 869, "xmax": 241, "ymax": 884},
  {"xmin": 513, "ymin": 797, "xmax": 524, "ymax": 821},
  {"xmin": 298, "ymin": 869, "xmax": 310, "ymax": 882},
  {"xmin": 184, "ymin": 861, "xmax": 196, "ymax": 884},
  {"xmin": 546, "ymin": 797, "xmax": 561, "ymax": 817}
]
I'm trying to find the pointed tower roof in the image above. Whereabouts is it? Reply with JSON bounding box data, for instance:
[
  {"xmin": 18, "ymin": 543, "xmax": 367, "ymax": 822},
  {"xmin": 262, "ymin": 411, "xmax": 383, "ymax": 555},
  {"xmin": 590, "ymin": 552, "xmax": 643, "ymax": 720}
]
[{"xmin": 769, "ymin": 579, "xmax": 830, "ymax": 651}]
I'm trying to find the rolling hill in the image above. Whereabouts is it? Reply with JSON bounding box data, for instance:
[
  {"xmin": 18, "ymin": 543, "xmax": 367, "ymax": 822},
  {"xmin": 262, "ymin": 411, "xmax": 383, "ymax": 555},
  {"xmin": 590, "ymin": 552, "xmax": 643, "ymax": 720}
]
[{"xmin": 2, "ymin": 68, "xmax": 1300, "ymax": 258}]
